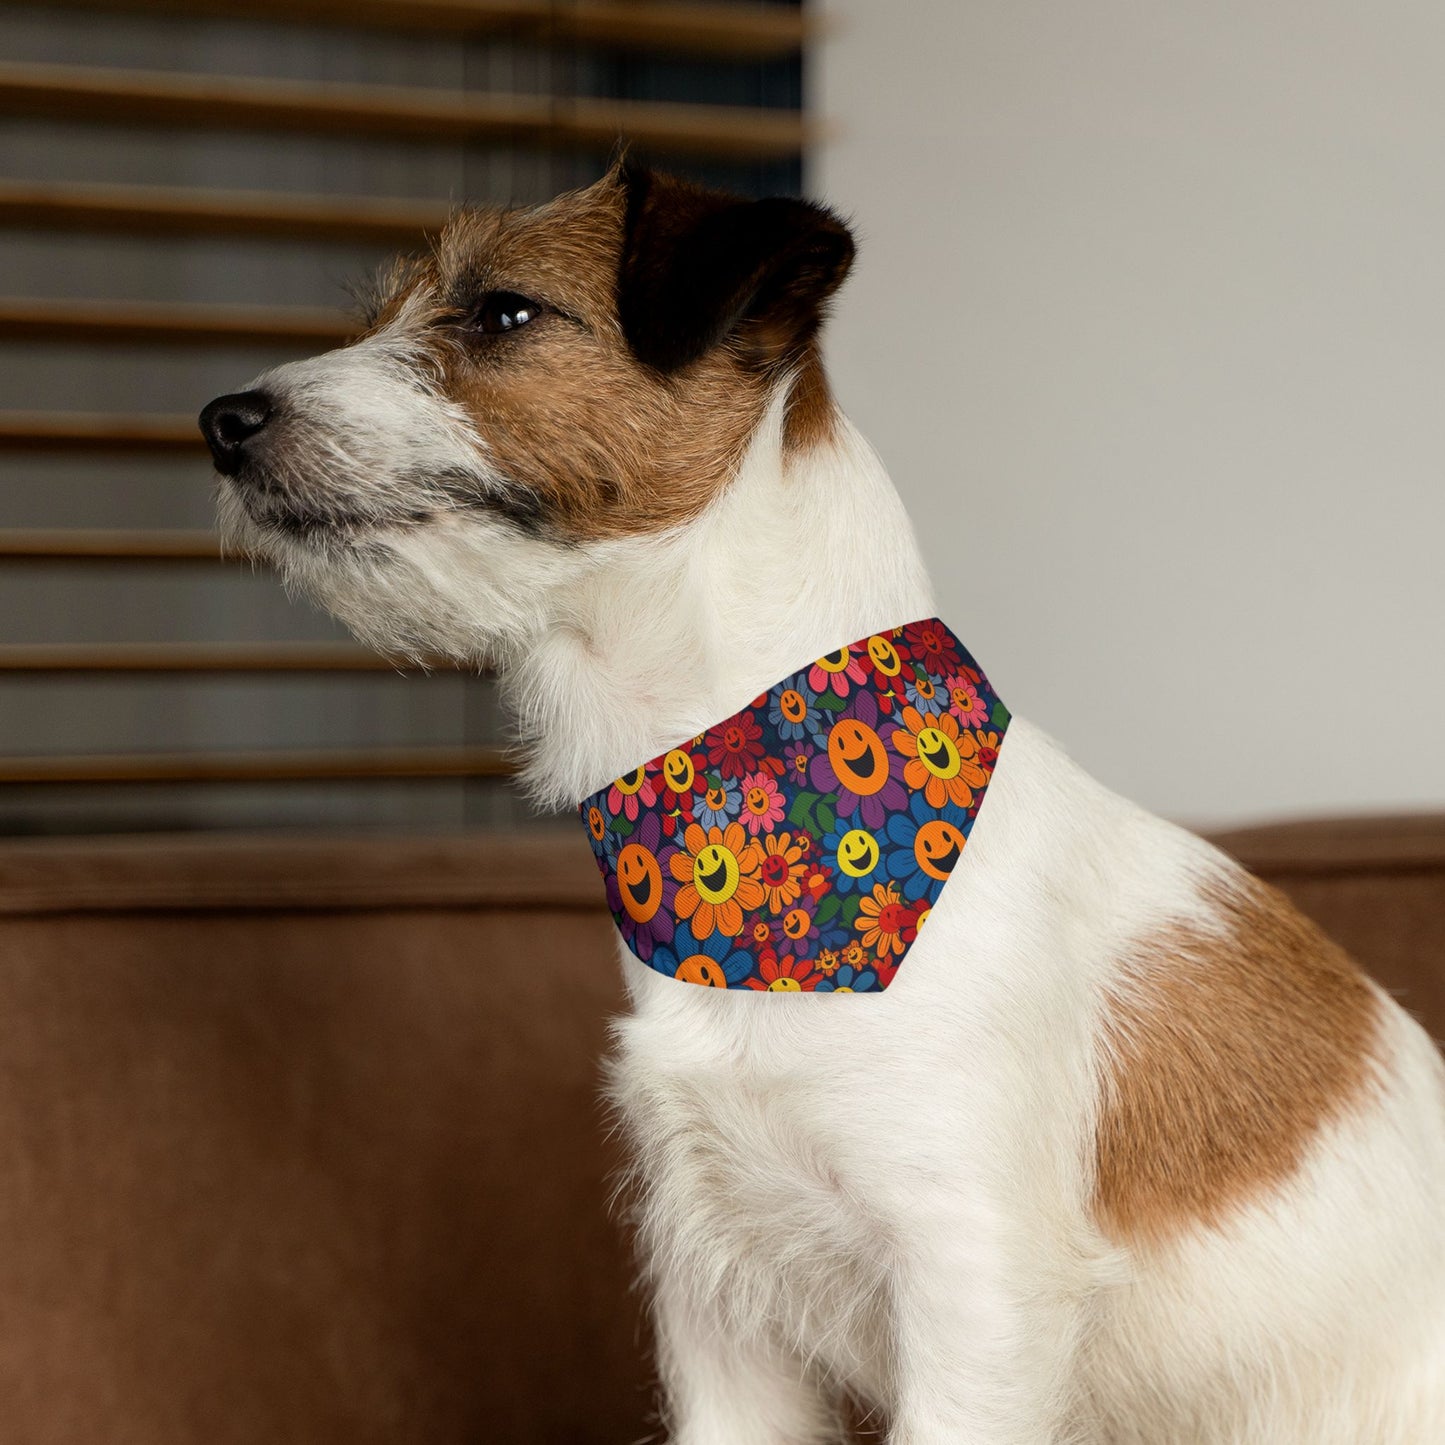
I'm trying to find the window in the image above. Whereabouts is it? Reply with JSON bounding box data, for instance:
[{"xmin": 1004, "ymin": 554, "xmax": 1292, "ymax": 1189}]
[{"xmin": 0, "ymin": 0, "xmax": 807, "ymax": 834}]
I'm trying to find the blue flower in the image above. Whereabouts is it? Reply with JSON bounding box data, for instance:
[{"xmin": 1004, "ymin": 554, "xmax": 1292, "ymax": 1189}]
[
  {"xmin": 648, "ymin": 933, "xmax": 756, "ymax": 987},
  {"xmin": 695, "ymin": 779, "xmax": 741, "ymax": 829},
  {"xmin": 820, "ymin": 822, "xmax": 884, "ymax": 895},
  {"xmin": 816, "ymin": 964, "xmax": 879, "ymax": 993},
  {"xmin": 582, "ymin": 801, "xmax": 621, "ymax": 867},
  {"xmin": 904, "ymin": 670, "xmax": 945, "ymax": 710},
  {"xmin": 768, "ymin": 679, "xmax": 830, "ymax": 746},
  {"xmin": 881, "ymin": 792, "xmax": 971, "ymax": 899}
]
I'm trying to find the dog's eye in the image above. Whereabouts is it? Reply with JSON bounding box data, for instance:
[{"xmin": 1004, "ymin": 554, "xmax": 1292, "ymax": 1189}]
[{"xmin": 471, "ymin": 291, "xmax": 543, "ymax": 335}]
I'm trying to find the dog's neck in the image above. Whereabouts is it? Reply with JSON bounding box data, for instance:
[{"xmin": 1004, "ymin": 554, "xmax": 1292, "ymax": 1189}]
[{"xmin": 506, "ymin": 390, "xmax": 936, "ymax": 809}]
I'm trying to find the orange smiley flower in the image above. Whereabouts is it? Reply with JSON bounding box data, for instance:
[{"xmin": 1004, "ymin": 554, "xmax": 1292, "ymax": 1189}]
[
  {"xmin": 756, "ymin": 831, "xmax": 809, "ymax": 913},
  {"xmin": 669, "ymin": 821, "xmax": 765, "ymax": 940},
  {"xmin": 854, "ymin": 881, "xmax": 918, "ymax": 960},
  {"xmin": 890, "ymin": 706, "xmax": 989, "ymax": 809}
]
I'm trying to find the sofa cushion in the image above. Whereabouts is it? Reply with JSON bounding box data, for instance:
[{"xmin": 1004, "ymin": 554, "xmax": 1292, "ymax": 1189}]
[
  {"xmin": 0, "ymin": 830, "xmax": 649, "ymax": 1445},
  {"xmin": 0, "ymin": 817, "xmax": 1438, "ymax": 1442}
]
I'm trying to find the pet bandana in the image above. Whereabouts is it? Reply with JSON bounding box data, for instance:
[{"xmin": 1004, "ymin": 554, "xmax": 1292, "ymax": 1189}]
[{"xmin": 580, "ymin": 619, "xmax": 1009, "ymax": 993}]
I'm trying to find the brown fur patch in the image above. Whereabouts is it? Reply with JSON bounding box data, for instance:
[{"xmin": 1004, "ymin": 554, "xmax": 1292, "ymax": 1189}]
[
  {"xmin": 367, "ymin": 175, "xmax": 824, "ymax": 541},
  {"xmin": 782, "ymin": 344, "xmax": 840, "ymax": 456},
  {"xmin": 1094, "ymin": 873, "xmax": 1382, "ymax": 1246}
]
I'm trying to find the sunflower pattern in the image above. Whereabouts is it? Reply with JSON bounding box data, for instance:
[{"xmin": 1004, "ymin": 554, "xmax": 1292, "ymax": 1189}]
[{"xmin": 580, "ymin": 619, "xmax": 1009, "ymax": 993}]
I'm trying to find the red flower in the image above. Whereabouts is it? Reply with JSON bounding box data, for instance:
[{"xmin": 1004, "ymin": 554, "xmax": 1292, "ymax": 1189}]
[
  {"xmin": 800, "ymin": 861, "xmax": 834, "ymax": 902},
  {"xmin": 749, "ymin": 917, "xmax": 778, "ymax": 949},
  {"xmin": 974, "ymin": 729, "xmax": 1002, "ymax": 771},
  {"xmin": 859, "ymin": 632, "xmax": 907, "ymax": 689},
  {"xmin": 872, "ymin": 956, "xmax": 901, "ymax": 989},
  {"xmin": 744, "ymin": 948, "xmax": 819, "ymax": 992},
  {"xmin": 901, "ymin": 620, "xmax": 964, "ymax": 678},
  {"xmin": 658, "ymin": 746, "xmax": 706, "ymax": 807},
  {"xmin": 655, "ymin": 745, "xmax": 707, "ymax": 837},
  {"xmin": 706, "ymin": 711, "xmax": 767, "ymax": 780}
]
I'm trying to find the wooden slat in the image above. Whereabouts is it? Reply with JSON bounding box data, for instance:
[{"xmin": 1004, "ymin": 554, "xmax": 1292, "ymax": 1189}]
[
  {"xmin": 0, "ymin": 62, "xmax": 811, "ymax": 162},
  {"xmin": 0, "ymin": 643, "xmax": 416, "ymax": 673},
  {"xmin": 0, "ymin": 832, "xmax": 605, "ymax": 917},
  {"xmin": 0, "ymin": 413, "xmax": 203, "ymax": 452},
  {"xmin": 28, "ymin": 0, "xmax": 810, "ymax": 59},
  {"xmin": 0, "ymin": 745, "xmax": 514, "ymax": 784},
  {"xmin": 549, "ymin": 0, "xmax": 808, "ymax": 58},
  {"xmin": 0, "ymin": 529, "xmax": 221, "ymax": 560},
  {"xmin": 0, "ymin": 296, "xmax": 353, "ymax": 348},
  {"xmin": 0, "ymin": 179, "xmax": 449, "ymax": 245}
]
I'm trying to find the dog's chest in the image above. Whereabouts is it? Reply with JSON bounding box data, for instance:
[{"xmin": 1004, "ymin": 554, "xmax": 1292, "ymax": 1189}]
[{"xmin": 611, "ymin": 993, "xmax": 897, "ymax": 1384}]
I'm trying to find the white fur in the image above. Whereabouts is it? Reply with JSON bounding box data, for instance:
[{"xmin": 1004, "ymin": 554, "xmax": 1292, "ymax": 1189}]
[{"xmin": 221, "ymin": 349, "xmax": 1445, "ymax": 1444}]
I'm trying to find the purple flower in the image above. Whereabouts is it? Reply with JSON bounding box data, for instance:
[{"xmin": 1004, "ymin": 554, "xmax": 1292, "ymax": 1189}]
[
  {"xmin": 780, "ymin": 740, "xmax": 816, "ymax": 788},
  {"xmin": 808, "ymin": 689, "xmax": 909, "ymax": 830},
  {"xmin": 604, "ymin": 812, "xmax": 677, "ymax": 962}
]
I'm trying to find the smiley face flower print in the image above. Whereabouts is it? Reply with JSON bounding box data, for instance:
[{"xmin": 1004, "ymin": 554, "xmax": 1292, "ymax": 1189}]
[{"xmin": 580, "ymin": 619, "xmax": 1009, "ymax": 993}]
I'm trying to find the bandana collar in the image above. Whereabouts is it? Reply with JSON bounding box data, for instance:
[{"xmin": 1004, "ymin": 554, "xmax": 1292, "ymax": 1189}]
[{"xmin": 580, "ymin": 619, "xmax": 1009, "ymax": 993}]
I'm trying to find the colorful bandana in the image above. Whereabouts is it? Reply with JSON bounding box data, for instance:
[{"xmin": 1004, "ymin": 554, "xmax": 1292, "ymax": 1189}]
[{"xmin": 579, "ymin": 619, "xmax": 1009, "ymax": 993}]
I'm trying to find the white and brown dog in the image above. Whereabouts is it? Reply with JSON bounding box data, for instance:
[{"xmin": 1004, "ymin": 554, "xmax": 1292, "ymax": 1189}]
[{"xmin": 201, "ymin": 164, "xmax": 1445, "ymax": 1444}]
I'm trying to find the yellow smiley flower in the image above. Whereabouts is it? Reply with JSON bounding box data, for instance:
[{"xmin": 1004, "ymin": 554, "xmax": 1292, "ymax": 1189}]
[
  {"xmin": 670, "ymin": 821, "xmax": 764, "ymax": 940},
  {"xmin": 890, "ymin": 706, "xmax": 989, "ymax": 809}
]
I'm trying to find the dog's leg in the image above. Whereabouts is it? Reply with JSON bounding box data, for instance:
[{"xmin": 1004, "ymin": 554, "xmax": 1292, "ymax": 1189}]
[
  {"xmin": 884, "ymin": 1204, "xmax": 1093, "ymax": 1445},
  {"xmin": 654, "ymin": 1276, "xmax": 841, "ymax": 1445}
]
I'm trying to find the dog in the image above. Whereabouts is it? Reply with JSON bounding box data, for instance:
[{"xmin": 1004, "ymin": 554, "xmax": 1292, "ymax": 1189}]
[{"xmin": 200, "ymin": 162, "xmax": 1445, "ymax": 1444}]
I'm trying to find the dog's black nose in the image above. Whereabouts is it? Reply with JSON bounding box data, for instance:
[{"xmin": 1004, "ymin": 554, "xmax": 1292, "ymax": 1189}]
[{"xmin": 199, "ymin": 390, "xmax": 273, "ymax": 475}]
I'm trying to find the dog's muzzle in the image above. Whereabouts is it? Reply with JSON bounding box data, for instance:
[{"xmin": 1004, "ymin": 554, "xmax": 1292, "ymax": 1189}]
[{"xmin": 199, "ymin": 390, "xmax": 274, "ymax": 477}]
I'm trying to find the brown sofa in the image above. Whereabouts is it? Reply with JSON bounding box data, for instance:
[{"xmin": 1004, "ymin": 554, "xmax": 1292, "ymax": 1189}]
[{"xmin": 0, "ymin": 816, "xmax": 1440, "ymax": 1443}]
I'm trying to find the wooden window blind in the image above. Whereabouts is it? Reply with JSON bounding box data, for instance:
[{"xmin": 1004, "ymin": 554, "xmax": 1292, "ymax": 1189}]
[{"xmin": 0, "ymin": 0, "xmax": 809, "ymax": 833}]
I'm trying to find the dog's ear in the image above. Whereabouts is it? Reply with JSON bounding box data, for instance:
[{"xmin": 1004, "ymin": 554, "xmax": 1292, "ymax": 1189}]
[{"xmin": 616, "ymin": 162, "xmax": 855, "ymax": 374}]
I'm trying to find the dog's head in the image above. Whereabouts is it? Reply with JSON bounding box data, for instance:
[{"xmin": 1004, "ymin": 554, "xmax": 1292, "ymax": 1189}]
[{"xmin": 200, "ymin": 163, "xmax": 854, "ymax": 661}]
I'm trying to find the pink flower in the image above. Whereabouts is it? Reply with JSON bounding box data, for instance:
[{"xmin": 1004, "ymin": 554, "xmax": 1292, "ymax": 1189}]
[
  {"xmin": 806, "ymin": 646, "xmax": 869, "ymax": 700},
  {"xmin": 738, "ymin": 770, "xmax": 786, "ymax": 836},
  {"xmin": 945, "ymin": 674, "xmax": 990, "ymax": 728},
  {"xmin": 605, "ymin": 767, "xmax": 656, "ymax": 821}
]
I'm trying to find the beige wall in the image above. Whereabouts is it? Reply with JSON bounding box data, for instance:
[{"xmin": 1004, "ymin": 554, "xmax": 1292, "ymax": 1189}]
[{"xmin": 813, "ymin": 0, "xmax": 1445, "ymax": 826}]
